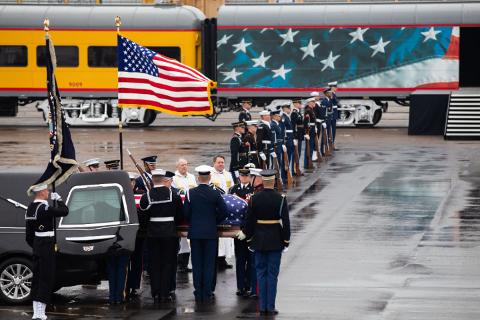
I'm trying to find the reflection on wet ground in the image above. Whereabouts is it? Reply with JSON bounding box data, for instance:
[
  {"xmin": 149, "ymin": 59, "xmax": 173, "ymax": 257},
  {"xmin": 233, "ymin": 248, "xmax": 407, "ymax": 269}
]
[{"xmin": 0, "ymin": 128, "xmax": 479, "ymax": 319}]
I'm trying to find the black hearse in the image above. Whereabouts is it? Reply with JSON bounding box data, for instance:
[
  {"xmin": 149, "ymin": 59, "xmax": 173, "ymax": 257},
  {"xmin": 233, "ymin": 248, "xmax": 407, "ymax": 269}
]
[{"xmin": 0, "ymin": 171, "xmax": 138, "ymax": 304}]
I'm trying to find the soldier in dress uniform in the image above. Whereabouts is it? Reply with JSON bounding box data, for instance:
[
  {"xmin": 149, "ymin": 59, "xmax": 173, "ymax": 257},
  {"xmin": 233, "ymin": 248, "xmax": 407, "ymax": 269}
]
[
  {"xmin": 310, "ymin": 91, "xmax": 322, "ymax": 147},
  {"xmin": 281, "ymin": 104, "xmax": 294, "ymax": 175},
  {"xmin": 25, "ymin": 184, "xmax": 69, "ymax": 320},
  {"xmin": 139, "ymin": 169, "xmax": 183, "ymax": 303},
  {"xmin": 328, "ymin": 81, "xmax": 339, "ymax": 149},
  {"xmin": 243, "ymin": 120, "xmax": 260, "ymax": 169},
  {"xmin": 82, "ymin": 158, "xmax": 100, "ymax": 172},
  {"xmin": 321, "ymin": 88, "xmax": 334, "ymax": 154},
  {"xmin": 229, "ymin": 121, "xmax": 248, "ymax": 182},
  {"xmin": 183, "ymin": 165, "xmax": 228, "ymax": 303},
  {"xmin": 241, "ymin": 170, "xmax": 290, "ymax": 316},
  {"xmin": 104, "ymin": 159, "xmax": 120, "ymax": 170},
  {"xmin": 291, "ymin": 99, "xmax": 305, "ymax": 173},
  {"xmin": 270, "ymin": 110, "xmax": 285, "ymax": 184},
  {"xmin": 134, "ymin": 156, "xmax": 157, "ymax": 194},
  {"xmin": 229, "ymin": 168, "xmax": 254, "ymax": 297},
  {"xmin": 238, "ymin": 99, "xmax": 253, "ymax": 123},
  {"xmin": 256, "ymin": 110, "xmax": 274, "ymax": 169},
  {"xmin": 172, "ymin": 158, "xmax": 197, "ymax": 273},
  {"xmin": 303, "ymin": 98, "xmax": 317, "ymax": 168}
]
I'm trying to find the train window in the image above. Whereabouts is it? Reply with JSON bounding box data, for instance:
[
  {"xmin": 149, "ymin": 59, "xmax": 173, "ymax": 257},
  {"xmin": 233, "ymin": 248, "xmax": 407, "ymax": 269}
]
[
  {"xmin": 0, "ymin": 46, "xmax": 27, "ymax": 67},
  {"xmin": 88, "ymin": 46, "xmax": 117, "ymax": 67},
  {"xmin": 36, "ymin": 46, "xmax": 79, "ymax": 67},
  {"xmin": 147, "ymin": 47, "xmax": 181, "ymax": 61}
]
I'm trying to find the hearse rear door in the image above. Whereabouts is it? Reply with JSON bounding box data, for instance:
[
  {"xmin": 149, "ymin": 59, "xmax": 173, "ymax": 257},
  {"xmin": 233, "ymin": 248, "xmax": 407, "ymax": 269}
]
[{"xmin": 56, "ymin": 172, "xmax": 138, "ymax": 257}]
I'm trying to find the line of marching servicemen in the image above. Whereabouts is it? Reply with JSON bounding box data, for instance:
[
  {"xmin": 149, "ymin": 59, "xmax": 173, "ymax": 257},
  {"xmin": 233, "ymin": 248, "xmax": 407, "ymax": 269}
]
[{"xmin": 24, "ymin": 83, "xmax": 339, "ymax": 319}]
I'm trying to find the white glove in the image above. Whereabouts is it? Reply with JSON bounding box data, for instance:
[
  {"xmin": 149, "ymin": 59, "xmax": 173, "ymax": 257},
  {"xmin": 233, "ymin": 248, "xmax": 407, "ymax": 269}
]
[
  {"xmin": 322, "ymin": 122, "xmax": 327, "ymax": 129},
  {"xmin": 235, "ymin": 230, "xmax": 246, "ymax": 241},
  {"xmin": 248, "ymin": 247, "xmax": 255, "ymax": 253},
  {"xmin": 50, "ymin": 192, "xmax": 62, "ymax": 201},
  {"xmin": 234, "ymin": 170, "xmax": 239, "ymax": 178},
  {"xmin": 304, "ymin": 134, "xmax": 310, "ymax": 140},
  {"xmin": 293, "ymin": 139, "xmax": 298, "ymax": 146},
  {"xmin": 260, "ymin": 152, "xmax": 267, "ymax": 161},
  {"xmin": 283, "ymin": 247, "xmax": 289, "ymax": 253},
  {"xmin": 270, "ymin": 152, "xmax": 277, "ymax": 158},
  {"xmin": 282, "ymin": 145, "xmax": 287, "ymax": 152}
]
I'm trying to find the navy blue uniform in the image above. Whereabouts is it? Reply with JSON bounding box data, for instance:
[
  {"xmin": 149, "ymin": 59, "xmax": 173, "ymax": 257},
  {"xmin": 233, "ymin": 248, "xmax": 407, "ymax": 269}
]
[
  {"xmin": 230, "ymin": 132, "xmax": 248, "ymax": 179},
  {"xmin": 281, "ymin": 113, "xmax": 294, "ymax": 176},
  {"xmin": 331, "ymin": 92, "xmax": 339, "ymax": 143},
  {"xmin": 291, "ymin": 108, "xmax": 304, "ymax": 171},
  {"xmin": 239, "ymin": 109, "xmax": 252, "ymax": 123},
  {"xmin": 321, "ymin": 97, "xmax": 333, "ymax": 153},
  {"xmin": 245, "ymin": 189, "xmax": 290, "ymax": 313},
  {"xmin": 303, "ymin": 106, "xmax": 316, "ymax": 168},
  {"xmin": 271, "ymin": 120, "xmax": 285, "ymax": 183},
  {"xmin": 134, "ymin": 172, "xmax": 153, "ymax": 194},
  {"xmin": 256, "ymin": 121, "xmax": 274, "ymax": 169},
  {"xmin": 183, "ymin": 184, "xmax": 228, "ymax": 301}
]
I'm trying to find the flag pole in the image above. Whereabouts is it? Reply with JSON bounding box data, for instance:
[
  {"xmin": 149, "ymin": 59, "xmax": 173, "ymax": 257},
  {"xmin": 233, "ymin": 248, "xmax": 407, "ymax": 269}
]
[{"xmin": 115, "ymin": 16, "xmax": 124, "ymax": 170}]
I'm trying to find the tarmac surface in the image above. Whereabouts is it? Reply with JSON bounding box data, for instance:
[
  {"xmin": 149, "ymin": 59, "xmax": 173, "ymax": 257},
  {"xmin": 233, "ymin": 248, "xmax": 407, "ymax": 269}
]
[{"xmin": 0, "ymin": 126, "xmax": 479, "ymax": 319}]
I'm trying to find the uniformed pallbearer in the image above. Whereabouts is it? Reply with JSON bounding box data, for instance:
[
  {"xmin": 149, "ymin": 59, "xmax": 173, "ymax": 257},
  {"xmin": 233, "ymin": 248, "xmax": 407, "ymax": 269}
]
[
  {"xmin": 243, "ymin": 120, "xmax": 260, "ymax": 169},
  {"xmin": 328, "ymin": 81, "xmax": 339, "ymax": 149},
  {"xmin": 256, "ymin": 110, "xmax": 274, "ymax": 169},
  {"xmin": 230, "ymin": 121, "xmax": 248, "ymax": 181},
  {"xmin": 25, "ymin": 184, "xmax": 69, "ymax": 320},
  {"xmin": 183, "ymin": 165, "xmax": 228, "ymax": 303},
  {"xmin": 139, "ymin": 169, "xmax": 183, "ymax": 303},
  {"xmin": 241, "ymin": 170, "xmax": 290, "ymax": 315},
  {"xmin": 134, "ymin": 156, "xmax": 157, "ymax": 194}
]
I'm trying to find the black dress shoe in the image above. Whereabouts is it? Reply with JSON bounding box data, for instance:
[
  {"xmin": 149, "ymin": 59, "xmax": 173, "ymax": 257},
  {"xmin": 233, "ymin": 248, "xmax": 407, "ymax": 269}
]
[
  {"xmin": 259, "ymin": 310, "xmax": 268, "ymax": 316},
  {"xmin": 153, "ymin": 296, "xmax": 160, "ymax": 304},
  {"xmin": 269, "ymin": 309, "xmax": 279, "ymax": 315},
  {"xmin": 236, "ymin": 289, "xmax": 245, "ymax": 296}
]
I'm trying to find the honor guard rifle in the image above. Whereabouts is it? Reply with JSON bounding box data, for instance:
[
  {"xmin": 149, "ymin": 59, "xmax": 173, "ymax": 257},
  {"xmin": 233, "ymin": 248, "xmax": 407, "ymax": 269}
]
[
  {"xmin": 0, "ymin": 195, "xmax": 28, "ymax": 210},
  {"xmin": 282, "ymin": 147, "xmax": 294, "ymax": 188},
  {"xmin": 313, "ymin": 127, "xmax": 324, "ymax": 163},
  {"xmin": 305, "ymin": 137, "xmax": 314, "ymax": 169},
  {"xmin": 127, "ymin": 149, "xmax": 152, "ymax": 192},
  {"xmin": 293, "ymin": 140, "xmax": 302, "ymax": 176}
]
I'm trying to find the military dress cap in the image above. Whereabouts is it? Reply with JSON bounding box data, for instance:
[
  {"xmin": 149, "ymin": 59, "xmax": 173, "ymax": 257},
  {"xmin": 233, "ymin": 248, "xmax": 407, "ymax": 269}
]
[
  {"xmin": 306, "ymin": 97, "xmax": 316, "ymax": 103},
  {"xmin": 241, "ymin": 98, "xmax": 252, "ymax": 104},
  {"xmin": 232, "ymin": 121, "xmax": 245, "ymax": 128},
  {"xmin": 104, "ymin": 159, "xmax": 120, "ymax": 169},
  {"xmin": 128, "ymin": 172, "xmax": 138, "ymax": 180},
  {"xmin": 292, "ymin": 98, "xmax": 302, "ymax": 103},
  {"xmin": 238, "ymin": 168, "xmax": 250, "ymax": 176},
  {"xmin": 195, "ymin": 165, "xmax": 213, "ymax": 175},
  {"xmin": 141, "ymin": 155, "xmax": 157, "ymax": 164},
  {"xmin": 260, "ymin": 169, "xmax": 277, "ymax": 181},
  {"xmin": 270, "ymin": 109, "xmax": 281, "ymax": 116},
  {"xmin": 244, "ymin": 163, "xmax": 256, "ymax": 169},
  {"xmin": 32, "ymin": 184, "xmax": 48, "ymax": 192},
  {"xmin": 83, "ymin": 158, "xmax": 100, "ymax": 167},
  {"xmin": 310, "ymin": 91, "xmax": 320, "ymax": 97},
  {"xmin": 151, "ymin": 169, "xmax": 175, "ymax": 178},
  {"xmin": 249, "ymin": 168, "xmax": 263, "ymax": 176},
  {"xmin": 323, "ymin": 87, "xmax": 332, "ymax": 94},
  {"xmin": 245, "ymin": 120, "xmax": 259, "ymax": 126},
  {"xmin": 328, "ymin": 81, "xmax": 338, "ymax": 87},
  {"xmin": 259, "ymin": 110, "xmax": 271, "ymax": 116},
  {"xmin": 281, "ymin": 104, "xmax": 291, "ymax": 109}
]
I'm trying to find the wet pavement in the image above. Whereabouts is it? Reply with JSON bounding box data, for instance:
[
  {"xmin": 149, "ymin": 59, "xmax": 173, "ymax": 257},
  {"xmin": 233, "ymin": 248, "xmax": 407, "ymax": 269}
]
[{"xmin": 0, "ymin": 127, "xmax": 479, "ymax": 319}]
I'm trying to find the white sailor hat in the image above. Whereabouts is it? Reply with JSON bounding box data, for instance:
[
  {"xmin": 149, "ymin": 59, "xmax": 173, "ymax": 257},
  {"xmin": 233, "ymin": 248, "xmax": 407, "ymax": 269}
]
[
  {"xmin": 195, "ymin": 165, "xmax": 213, "ymax": 175},
  {"xmin": 83, "ymin": 158, "xmax": 100, "ymax": 167},
  {"xmin": 260, "ymin": 169, "xmax": 277, "ymax": 181},
  {"xmin": 306, "ymin": 97, "xmax": 316, "ymax": 103},
  {"xmin": 32, "ymin": 184, "xmax": 48, "ymax": 192},
  {"xmin": 245, "ymin": 120, "xmax": 259, "ymax": 126},
  {"xmin": 259, "ymin": 110, "xmax": 270, "ymax": 116},
  {"xmin": 128, "ymin": 172, "xmax": 138, "ymax": 180},
  {"xmin": 249, "ymin": 168, "xmax": 262, "ymax": 177},
  {"xmin": 244, "ymin": 163, "xmax": 256, "ymax": 169},
  {"xmin": 309, "ymin": 91, "xmax": 320, "ymax": 97},
  {"xmin": 328, "ymin": 81, "xmax": 338, "ymax": 87},
  {"xmin": 151, "ymin": 169, "xmax": 175, "ymax": 178}
]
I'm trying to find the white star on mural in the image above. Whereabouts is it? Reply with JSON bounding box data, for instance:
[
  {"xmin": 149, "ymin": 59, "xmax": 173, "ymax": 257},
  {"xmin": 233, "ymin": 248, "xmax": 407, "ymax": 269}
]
[
  {"xmin": 421, "ymin": 27, "xmax": 441, "ymax": 42},
  {"xmin": 320, "ymin": 51, "xmax": 340, "ymax": 71},
  {"xmin": 279, "ymin": 28, "xmax": 299, "ymax": 46},
  {"xmin": 272, "ymin": 64, "xmax": 292, "ymax": 80},
  {"xmin": 232, "ymin": 38, "xmax": 252, "ymax": 53},
  {"xmin": 349, "ymin": 27, "xmax": 369, "ymax": 43},
  {"xmin": 252, "ymin": 52, "xmax": 271, "ymax": 68},
  {"xmin": 217, "ymin": 34, "xmax": 233, "ymax": 47},
  {"xmin": 221, "ymin": 68, "xmax": 243, "ymax": 81},
  {"xmin": 369, "ymin": 37, "xmax": 391, "ymax": 57},
  {"xmin": 300, "ymin": 39, "xmax": 320, "ymax": 60}
]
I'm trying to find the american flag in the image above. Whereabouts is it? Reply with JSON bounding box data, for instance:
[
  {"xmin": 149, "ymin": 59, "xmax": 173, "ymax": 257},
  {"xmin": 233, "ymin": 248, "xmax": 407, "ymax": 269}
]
[
  {"xmin": 220, "ymin": 194, "xmax": 248, "ymax": 226},
  {"xmin": 217, "ymin": 26, "xmax": 459, "ymax": 90},
  {"xmin": 117, "ymin": 35, "xmax": 216, "ymax": 115}
]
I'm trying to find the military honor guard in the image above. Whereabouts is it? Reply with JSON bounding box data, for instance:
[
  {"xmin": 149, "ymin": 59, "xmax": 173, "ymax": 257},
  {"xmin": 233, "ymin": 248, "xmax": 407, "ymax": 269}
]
[
  {"xmin": 172, "ymin": 158, "xmax": 197, "ymax": 273},
  {"xmin": 104, "ymin": 159, "xmax": 120, "ymax": 171},
  {"xmin": 303, "ymin": 98, "xmax": 317, "ymax": 168},
  {"xmin": 139, "ymin": 169, "xmax": 183, "ymax": 303},
  {"xmin": 270, "ymin": 110, "xmax": 285, "ymax": 185},
  {"xmin": 242, "ymin": 170, "xmax": 291, "ymax": 316},
  {"xmin": 82, "ymin": 158, "xmax": 100, "ymax": 172},
  {"xmin": 229, "ymin": 168, "xmax": 255, "ymax": 297},
  {"xmin": 281, "ymin": 104, "xmax": 294, "ymax": 180},
  {"xmin": 256, "ymin": 110, "xmax": 274, "ymax": 169},
  {"xmin": 183, "ymin": 165, "xmax": 228, "ymax": 303},
  {"xmin": 134, "ymin": 155, "xmax": 157, "ymax": 194},
  {"xmin": 243, "ymin": 120, "xmax": 260, "ymax": 169},
  {"xmin": 25, "ymin": 184, "xmax": 69, "ymax": 320},
  {"xmin": 328, "ymin": 81, "xmax": 339, "ymax": 149},
  {"xmin": 238, "ymin": 98, "xmax": 253, "ymax": 123},
  {"xmin": 230, "ymin": 122, "xmax": 248, "ymax": 181},
  {"xmin": 210, "ymin": 156, "xmax": 235, "ymax": 270},
  {"xmin": 321, "ymin": 88, "xmax": 334, "ymax": 154},
  {"xmin": 291, "ymin": 99, "xmax": 305, "ymax": 175}
]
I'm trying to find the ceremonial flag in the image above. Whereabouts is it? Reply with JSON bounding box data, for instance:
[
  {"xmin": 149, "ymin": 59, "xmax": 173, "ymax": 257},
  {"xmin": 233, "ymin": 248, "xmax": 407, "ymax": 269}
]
[
  {"xmin": 117, "ymin": 35, "xmax": 216, "ymax": 115},
  {"xmin": 28, "ymin": 34, "xmax": 78, "ymax": 195}
]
